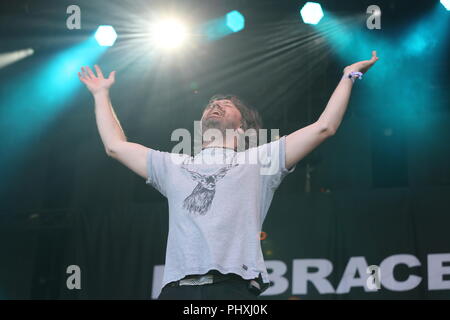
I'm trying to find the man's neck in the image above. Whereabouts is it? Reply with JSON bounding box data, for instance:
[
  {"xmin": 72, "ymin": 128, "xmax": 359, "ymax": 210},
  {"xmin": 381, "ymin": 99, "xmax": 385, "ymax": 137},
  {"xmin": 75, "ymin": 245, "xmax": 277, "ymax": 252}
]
[{"xmin": 202, "ymin": 139, "xmax": 236, "ymax": 151}]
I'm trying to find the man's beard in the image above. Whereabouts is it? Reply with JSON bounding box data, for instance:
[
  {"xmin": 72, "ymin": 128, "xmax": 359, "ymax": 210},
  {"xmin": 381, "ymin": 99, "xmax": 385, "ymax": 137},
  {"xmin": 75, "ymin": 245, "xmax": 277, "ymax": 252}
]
[
  {"xmin": 202, "ymin": 117, "xmax": 234, "ymax": 137},
  {"xmin": 201, "ymin": 117, "xmax": 236, "ymax": 144}
]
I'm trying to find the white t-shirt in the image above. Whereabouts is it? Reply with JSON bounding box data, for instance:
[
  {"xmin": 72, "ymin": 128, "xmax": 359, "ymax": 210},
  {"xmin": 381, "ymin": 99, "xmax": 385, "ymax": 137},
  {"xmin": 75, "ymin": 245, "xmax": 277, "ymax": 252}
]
[{"xmin": 146, "ymin": 135, "xmax": 295, "ymax": 293}]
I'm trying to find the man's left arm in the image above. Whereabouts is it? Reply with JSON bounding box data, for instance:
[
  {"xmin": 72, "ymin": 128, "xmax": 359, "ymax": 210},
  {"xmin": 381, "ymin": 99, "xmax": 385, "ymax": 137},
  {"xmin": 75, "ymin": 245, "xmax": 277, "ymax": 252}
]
[{"xmin": 285, "ymin": 50, "xmax": 379, "ymax": 170}]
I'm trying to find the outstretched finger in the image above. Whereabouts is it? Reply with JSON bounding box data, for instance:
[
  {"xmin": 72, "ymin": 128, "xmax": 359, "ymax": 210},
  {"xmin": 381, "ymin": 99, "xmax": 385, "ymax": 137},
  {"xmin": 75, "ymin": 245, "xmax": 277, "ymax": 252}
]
[
  {"xmin": 94, "ymin": 65, "xmax": 104, "ymax": 78},
  {"xmin": 108, "ymin": 70, "xmax": 116, "ymax": 82},
  {"xmin": 78, "ymin": 72, "xmax": 88, "ymax": 84},
  {"xmin": 371, "ymin": 50, "xmax": 378, "ymax": 61},
  {"xmin": 81, "ymin": 67, "xmax": 90, "ymax": 80},
  {"xmin": 86, "ymin": 66, "xmax": 96, "ymax": 79}
]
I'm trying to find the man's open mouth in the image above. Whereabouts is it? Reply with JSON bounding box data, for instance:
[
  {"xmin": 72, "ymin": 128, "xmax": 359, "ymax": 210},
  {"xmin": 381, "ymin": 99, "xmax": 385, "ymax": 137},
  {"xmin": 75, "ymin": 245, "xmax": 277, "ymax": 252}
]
[{"xmin": 208, "ymin": 110, "xmax": 223, "ymax": 118}]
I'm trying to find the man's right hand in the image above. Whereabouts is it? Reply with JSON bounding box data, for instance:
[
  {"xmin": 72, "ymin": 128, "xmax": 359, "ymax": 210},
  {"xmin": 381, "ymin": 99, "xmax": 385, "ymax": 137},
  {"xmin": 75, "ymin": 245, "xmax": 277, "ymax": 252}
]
[{"xmin": 78, "ymin": 65, "xmax": 116, "ymax": 95}]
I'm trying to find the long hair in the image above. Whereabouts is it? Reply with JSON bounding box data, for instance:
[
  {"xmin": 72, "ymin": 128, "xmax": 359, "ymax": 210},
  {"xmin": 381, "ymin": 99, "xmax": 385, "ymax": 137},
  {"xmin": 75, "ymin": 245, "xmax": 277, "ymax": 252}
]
[{"xmin": 204, "ymin": 94, "xmax": 263, "ymax": 150}]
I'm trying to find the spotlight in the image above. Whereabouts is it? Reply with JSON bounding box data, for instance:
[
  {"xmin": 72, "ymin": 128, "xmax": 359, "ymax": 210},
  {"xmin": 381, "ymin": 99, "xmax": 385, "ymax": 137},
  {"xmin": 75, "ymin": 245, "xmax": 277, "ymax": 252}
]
[
  {"xmin": 440, "ymin": 0, "xmax": 450, "ymax": 10},
  {"xmin": 226, "ymin": 10, "xmax": 245, "ymax": 32},
  {"xmin": 300, "ymin": 2, "xmax": 324, "ymax": 25},
  {"xmin": 94, "ymin": 25, "xmax": 117, "ymax": 47},
  {"xmin": 0, "ymin": 48, "xmax": 34, "ymax": 69},
  {"xmin": 150, "ymin": 19, "xmax": 188, "ymax": 50}
]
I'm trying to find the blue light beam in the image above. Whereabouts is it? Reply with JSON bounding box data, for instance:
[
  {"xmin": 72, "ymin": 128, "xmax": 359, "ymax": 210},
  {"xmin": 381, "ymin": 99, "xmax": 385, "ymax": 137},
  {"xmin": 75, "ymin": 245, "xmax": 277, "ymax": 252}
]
[
  {"xmin": 0, "ymin": 36, "xmax": 107, "ymax": 190},
  {"xmin": 203, "ymin": 10, "xmax": 246, "ymax": 41},
  {"xmin": 226, "ymin": 10, "xmax": 245, "ymax": 32}
]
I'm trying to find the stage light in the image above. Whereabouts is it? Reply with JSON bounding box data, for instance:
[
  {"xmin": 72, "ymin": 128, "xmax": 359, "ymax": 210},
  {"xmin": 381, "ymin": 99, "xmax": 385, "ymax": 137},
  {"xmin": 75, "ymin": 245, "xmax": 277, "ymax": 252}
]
[
  {"xmin": 94, "ymin": 25, "xmax": 117, "ymax": 47},
  {"xmin": 0, "ymin": 48, "xmax": 34, "ymax": 69},
  {"xmin": 300, "ymin": 2, "xmax": 324, "ymax": 25},
  {"xmin": 226, "ymin": 10, "xmax": 245, "ymax": 32},
  {"xmin": 440, "ymin": 0, "xmax": 450, "ymax": 10},
  {"xmin": 203, "ymin": 10, "xmax": 245, "ymax": 41},
  {"xmin": 150, "ymin": 19, "xmax": 188, "ymax": 50}
]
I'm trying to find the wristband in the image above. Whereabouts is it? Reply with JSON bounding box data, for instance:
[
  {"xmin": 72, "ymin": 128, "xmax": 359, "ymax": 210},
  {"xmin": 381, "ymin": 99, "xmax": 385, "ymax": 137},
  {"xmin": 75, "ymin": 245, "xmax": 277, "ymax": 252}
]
[{"xmin": 347, "ymin": 71, "xmax": 363, "ymax": 83}]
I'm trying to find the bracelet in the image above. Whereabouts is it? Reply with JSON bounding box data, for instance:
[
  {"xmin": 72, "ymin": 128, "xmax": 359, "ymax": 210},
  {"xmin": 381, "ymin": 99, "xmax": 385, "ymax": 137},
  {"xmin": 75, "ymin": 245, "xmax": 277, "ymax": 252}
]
[{"xmin": 347, "ymin": 71, "xmax": 363, "ymax": 83}]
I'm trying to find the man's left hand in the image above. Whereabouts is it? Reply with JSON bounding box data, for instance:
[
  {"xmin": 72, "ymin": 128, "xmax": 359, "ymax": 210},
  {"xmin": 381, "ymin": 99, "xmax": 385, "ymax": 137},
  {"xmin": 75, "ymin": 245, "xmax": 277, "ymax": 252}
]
[{"xmin": 343, "ymin": 50, "xmax": 379, "ymax": 75}]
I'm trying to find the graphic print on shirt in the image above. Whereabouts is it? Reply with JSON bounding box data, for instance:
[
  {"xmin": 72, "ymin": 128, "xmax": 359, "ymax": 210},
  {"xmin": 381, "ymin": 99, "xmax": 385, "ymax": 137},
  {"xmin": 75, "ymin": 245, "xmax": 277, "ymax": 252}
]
[{"xmin": 181, "ymin": 162, "xmax": 238, "ymax": 216}]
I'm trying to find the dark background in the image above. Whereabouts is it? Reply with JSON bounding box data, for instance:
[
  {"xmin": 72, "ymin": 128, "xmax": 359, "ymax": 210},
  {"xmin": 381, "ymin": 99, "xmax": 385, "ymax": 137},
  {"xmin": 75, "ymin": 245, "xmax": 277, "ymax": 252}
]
[{"xmin": 0, "ymin": 0, "xmax": 449, "ymax": 299}]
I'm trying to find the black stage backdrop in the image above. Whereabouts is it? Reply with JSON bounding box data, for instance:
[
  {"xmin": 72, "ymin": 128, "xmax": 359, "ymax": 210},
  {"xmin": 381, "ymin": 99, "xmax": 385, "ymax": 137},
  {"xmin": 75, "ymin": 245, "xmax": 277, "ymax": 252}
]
[{"xmin": 2, "ymin": 185, "xmax": 449, "ymax": 300}]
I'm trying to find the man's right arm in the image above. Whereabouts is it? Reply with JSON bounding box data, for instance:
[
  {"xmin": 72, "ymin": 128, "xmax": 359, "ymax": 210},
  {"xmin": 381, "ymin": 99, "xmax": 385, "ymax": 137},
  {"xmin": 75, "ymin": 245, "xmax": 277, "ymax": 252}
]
[
  {"xmin": 79, "ymin": 65, "xmax": 150, "ymax": 180},
  {"xmin": 106, "ymin": 140, "xmax": 149, "ymax": 180}
]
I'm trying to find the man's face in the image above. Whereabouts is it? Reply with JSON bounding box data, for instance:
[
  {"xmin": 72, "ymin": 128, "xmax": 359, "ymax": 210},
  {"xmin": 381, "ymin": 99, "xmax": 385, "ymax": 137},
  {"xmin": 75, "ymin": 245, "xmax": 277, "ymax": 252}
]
[{"xmin": 201, "ymin": 99, "xmax": 242, "ymax": 133}]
